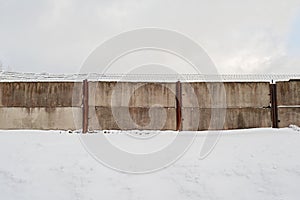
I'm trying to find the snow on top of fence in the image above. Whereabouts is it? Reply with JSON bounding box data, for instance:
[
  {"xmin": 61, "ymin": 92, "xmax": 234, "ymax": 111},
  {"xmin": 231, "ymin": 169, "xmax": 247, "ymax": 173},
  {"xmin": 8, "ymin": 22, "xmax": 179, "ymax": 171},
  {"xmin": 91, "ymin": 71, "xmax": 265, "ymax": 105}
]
[{"xmin": 0, "ymin": 71, "xmax": 299, "ymax": 82}]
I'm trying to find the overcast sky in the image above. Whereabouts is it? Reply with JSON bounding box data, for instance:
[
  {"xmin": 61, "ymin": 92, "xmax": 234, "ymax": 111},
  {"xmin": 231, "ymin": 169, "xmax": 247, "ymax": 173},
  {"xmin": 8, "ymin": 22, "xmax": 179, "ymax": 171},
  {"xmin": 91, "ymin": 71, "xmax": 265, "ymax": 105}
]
[{"xmin": 0, "ymin": 0, "xmax": 299, "ymax": 74}]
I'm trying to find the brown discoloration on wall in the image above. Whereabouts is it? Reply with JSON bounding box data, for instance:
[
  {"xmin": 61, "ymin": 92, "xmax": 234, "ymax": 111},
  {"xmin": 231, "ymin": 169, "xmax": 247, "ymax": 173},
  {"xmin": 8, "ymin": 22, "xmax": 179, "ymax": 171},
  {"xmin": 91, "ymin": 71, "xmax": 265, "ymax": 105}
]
[
  {"xmin": 0, "ymin": 82, "xmax": 82, "ymax": 107},
  {"xmin": 129, "ymin": 83, "xmax": 176, "ymax": 108},
  {"xmin": 224, "ymin": 108, "xmax": 271, "ymax": 129},
  {"xmin": 276, "ymin": 81, "xmax": 300, "ymax": 127},
  {"xmin": 88, "ymin": 81, "xmax": 116, "ymax": 107},
  {"xmin": 0, "ymin": 80, "xmax": 298, "ymax": 131},
  {"xmin": 89, "ymin": 106, "xmax": 176, "ymax": 130},
  {"xmin": 89, "ymin": 82, "xmax": 176, "ymax": 107},
  {"xmin": 181, "ymin": 82, "xmax": 272, "ymax": 131},
  {"xmin": 0, "ymin": 107, "xmax": 81, "ymax": 130},
  {"xmin": 182, "ymin": 82, "xmax": 270, "ymax": 108},
  {"xmin": 277, "ymin": 81, "xmax": 300, "ymax": 106},
  {"xmin": 182, "ymin": 108, "xmax": 271, "ymax": 131},
  {"xmin": 278, "ymin": 107, "xmax": 300, "ymax": 128},
  {"xmin": 88, "ymin": 81, "xmax": 177, "ymax": 130},
  {"xmin": 0, "ymin": 82, "xmax": 82, "ymax": 130}
]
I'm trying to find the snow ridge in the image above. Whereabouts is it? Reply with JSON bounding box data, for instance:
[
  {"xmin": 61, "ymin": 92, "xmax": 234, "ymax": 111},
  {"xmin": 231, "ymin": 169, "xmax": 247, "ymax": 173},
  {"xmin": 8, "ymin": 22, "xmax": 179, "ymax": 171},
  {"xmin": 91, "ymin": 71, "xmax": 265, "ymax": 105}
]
[{"xmin": 289, "ymin": 124, "xmax": 300, "ymax": 132}]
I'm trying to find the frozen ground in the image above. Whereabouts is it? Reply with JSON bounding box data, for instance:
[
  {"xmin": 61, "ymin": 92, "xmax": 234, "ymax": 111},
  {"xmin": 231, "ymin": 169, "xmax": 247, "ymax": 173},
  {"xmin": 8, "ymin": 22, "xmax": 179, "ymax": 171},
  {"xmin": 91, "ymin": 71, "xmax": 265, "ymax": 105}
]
[{"xmin": 0, "ymin": 128, "xmax": 300, "ymax": 200}]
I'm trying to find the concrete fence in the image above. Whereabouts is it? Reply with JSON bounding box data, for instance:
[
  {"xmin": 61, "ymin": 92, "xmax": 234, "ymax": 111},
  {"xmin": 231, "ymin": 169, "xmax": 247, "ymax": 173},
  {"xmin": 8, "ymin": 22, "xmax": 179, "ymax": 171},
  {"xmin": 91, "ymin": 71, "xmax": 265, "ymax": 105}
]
[
  {"xmin": 0, "ymin": 80, "xmax": 299, "ymax": 131},
  {"xmin": 0, "ymin": 82, "xmax": 82, "ymax": 130},
  {"xmin": 181, "ymin": 82, "xmax": 272, "ymax": 130},
  {"xmin": 276, "ymin": 81, "xmax": 300, "ymax": 128}
]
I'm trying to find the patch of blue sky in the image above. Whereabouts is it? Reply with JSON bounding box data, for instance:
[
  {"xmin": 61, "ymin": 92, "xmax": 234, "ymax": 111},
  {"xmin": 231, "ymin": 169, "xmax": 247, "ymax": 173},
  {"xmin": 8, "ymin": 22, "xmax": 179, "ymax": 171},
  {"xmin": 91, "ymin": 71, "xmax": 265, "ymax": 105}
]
[{"xmin": 287, "ymin": 10, "xmax": 300, "ymax": 56}]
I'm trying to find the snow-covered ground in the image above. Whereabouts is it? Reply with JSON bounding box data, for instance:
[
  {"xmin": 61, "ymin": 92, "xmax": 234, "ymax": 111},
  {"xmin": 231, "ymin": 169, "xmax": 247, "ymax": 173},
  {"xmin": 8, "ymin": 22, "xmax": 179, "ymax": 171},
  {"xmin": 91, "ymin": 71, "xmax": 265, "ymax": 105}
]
[{"xmin": 0, "ymin": 128, "xmax": 300, "ymax": 200}]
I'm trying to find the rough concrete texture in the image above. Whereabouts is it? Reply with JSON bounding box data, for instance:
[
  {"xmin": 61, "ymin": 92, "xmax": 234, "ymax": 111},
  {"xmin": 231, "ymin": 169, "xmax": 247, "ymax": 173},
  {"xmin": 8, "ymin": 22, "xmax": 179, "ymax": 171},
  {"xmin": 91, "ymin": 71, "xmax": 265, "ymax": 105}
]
[
  {"xmin": 0, "ymin": 82, "xmax": 82, "ymax": 107},
  {"xmin": 278, "ymin": 107, "xmax": 300, "ymax": 128},
  {"xmin": 89, "ymin": 106, "xmax": 176, "ymax": 130},
  {"xmin": 89, "ymin": 82, "xmax": 176, "ymax": 107},
  {"xmin": 277, "ymin": 81, "xmax": 300, "ymax": 106},
  {"xmin": 182, "ymin": 108, "xmax": 271, "ymax": 131},
  {"xmin": 0, "ymin": 107, "xmax": 82, "ymax": 130},
  {"xmin": 182, "ymin": 82, "xmax": 270, "ymax": 108}
]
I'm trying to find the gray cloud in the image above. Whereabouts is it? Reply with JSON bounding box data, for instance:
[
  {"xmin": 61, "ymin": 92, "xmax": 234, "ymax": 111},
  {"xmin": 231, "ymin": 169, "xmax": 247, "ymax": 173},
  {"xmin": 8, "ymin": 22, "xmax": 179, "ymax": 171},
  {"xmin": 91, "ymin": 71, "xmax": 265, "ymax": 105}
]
[{"xmin": 0, "ymin": 0, "xmax": 299, "ymax": 74}]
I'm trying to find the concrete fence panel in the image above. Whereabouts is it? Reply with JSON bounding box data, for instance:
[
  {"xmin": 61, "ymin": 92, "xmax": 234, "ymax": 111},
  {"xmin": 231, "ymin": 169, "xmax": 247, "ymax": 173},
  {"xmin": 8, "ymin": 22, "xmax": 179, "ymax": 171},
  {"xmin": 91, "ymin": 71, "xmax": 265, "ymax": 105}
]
[
  {"xmin": 277, "ymin": 80, "xmax": 300, "ymax": 128},
  {"xmin": 89, "ymin": 106, "xmax": 176, "ymax": 130},
  {"xmin": 277, "ymin": 80, "xmax": 300, "ymax": 106},
  {"xmin": 278, "ymin": 107, "xmax": 300, "ymax": 128},
  {"xmin": 89, "ymin": 82, "xmax": 176, "ymax": 107},
  {"xmin": 182, "ymin": 82, "xmax": 270, "ymax": 108},
  {"xmin": 182, "ymin": 108, "xmax": 271, "ymax": 131},
  {"xmin": 0, "ymin": 107, "xmax": 81, "ymax": 130},
  {"xmin": 88, "ymin": 82, "xmax": 177, "ymax": 130},
  {"xmin": 0, "ymin": 82, "xmax": 82, "ymax": 107},
  {"xmin": 0, "ymin": 82, "xmax": 82, "ymax": 130},
  {"xmin": 181, "ymin": 82, "xmax": 271, "ymax": 131}
]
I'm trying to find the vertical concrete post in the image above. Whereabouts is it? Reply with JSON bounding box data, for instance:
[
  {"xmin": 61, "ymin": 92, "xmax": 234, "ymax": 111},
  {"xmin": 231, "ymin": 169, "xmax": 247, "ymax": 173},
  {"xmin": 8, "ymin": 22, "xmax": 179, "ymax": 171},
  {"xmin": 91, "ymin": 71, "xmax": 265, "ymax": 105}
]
[
  {"xmin": 270, "ymin": 83, "xmax": 279, "ymax": 128},
  {"xmin": 176, "ymin": 81, "xmax": 182, "ymax": 131},
  {"xmin": 82, "ymin": 79, "xmax": 89, "ymax": 133}
]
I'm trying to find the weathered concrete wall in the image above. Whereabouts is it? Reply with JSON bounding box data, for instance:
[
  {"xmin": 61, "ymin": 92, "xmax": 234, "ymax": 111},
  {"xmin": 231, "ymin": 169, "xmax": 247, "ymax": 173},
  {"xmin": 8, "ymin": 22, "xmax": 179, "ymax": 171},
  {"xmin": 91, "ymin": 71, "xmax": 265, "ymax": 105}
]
[
  {"xmin": 182, "ymin": 108, "xmax": 271, "ymax": 131},
  {"xmin": 0, "ymin": 82, "xmax": 82, "ymax": 130},
  {"xmin": 0, "ymin": 82, "xmax": 82, "ymax": 107},
  {"xmin": 181, "ymin": 82, "xmax": 271, "ymax": 131},
  {"xmin": 88, "ymin": 82, "xmax": 177, "ymax": 130},
  {"xmin": 0, "ymin": 107, "xmax": 81, "ymax": 130},
  {"xmin": 89, "ymin": 107, "xmax": 176, "ymax": 130},
  {"xmin": 278, "ymin": 107, "xmax": 300, "ymax": 128},
  {"xmin": 277, "ymin": 80, "xmax": 300, "ymax": 128},
  {"xmin": 89, "ymin": 82, "xmax": 176, "ymax": 107},
  {"xmin": 0, "ymin": 80, "xmax": 298, "ymax": 131},
  {"xmin": 182, "ymin": 82, "xmax": 270, "ymax": 108},
  {"xmin": 277, "ymin": 81, "xmax": 300, "ymax": 106}
]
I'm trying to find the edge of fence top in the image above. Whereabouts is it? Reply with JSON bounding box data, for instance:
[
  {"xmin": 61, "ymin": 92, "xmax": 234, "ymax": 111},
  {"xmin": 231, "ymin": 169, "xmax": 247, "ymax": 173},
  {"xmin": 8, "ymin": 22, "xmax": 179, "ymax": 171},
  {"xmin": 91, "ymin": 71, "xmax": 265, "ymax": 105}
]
[{"xmin": 0, "ymin": 71, "xmax": 299, "ymax": 82}]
